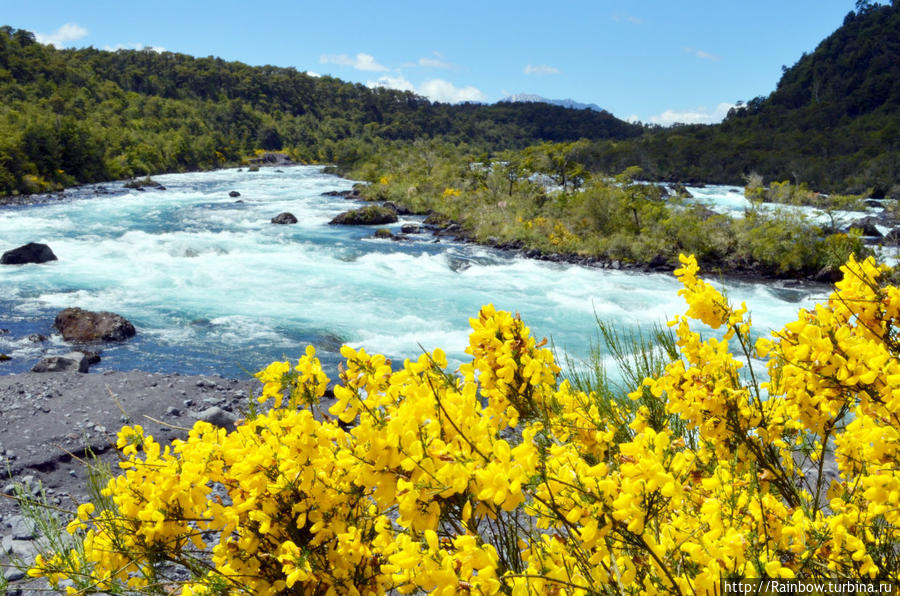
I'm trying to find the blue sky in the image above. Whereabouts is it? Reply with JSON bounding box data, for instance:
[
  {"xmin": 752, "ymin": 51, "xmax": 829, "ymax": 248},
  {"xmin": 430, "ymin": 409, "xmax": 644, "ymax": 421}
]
[{"xmin": 1, "ymin": 0, "xmax": 871, "ymax": 124}]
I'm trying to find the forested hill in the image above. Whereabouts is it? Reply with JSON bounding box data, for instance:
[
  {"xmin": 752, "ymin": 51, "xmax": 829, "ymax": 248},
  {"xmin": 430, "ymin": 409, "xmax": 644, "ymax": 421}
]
[
  {"xmin": 586, "ymin": 1, "xmax": 900, "ymax": 195},
  {"xmin": 0, "ymin": 26, "xmax": 640, "ymax": 196},
  {"xmin": 3, "ymin": 2, "xmax": 900, "ymax": 199}
]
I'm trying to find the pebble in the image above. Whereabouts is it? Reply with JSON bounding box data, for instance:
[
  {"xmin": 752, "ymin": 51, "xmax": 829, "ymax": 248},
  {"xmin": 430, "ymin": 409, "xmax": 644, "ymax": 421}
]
[{"xmin": 8, "ymin": 515, "xmax": 37, "ymax": 539}]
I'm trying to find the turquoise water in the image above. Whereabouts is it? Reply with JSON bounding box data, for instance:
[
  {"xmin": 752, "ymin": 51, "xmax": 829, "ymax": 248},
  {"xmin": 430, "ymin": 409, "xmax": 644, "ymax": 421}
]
[{"xmin": 0, "ymin": 167, "xmax": 825, "ymax": 378}]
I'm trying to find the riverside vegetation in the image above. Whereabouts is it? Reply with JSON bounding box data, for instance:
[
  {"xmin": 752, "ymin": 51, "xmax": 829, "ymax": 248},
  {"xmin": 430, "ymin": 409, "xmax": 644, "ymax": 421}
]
[
  {"xmin": 338, "ymin": 139, "xmax": 873, "ymax": 277},
  {"xmin": 12, "ymin": 252, "xmax": 900, "ymax": 594}
]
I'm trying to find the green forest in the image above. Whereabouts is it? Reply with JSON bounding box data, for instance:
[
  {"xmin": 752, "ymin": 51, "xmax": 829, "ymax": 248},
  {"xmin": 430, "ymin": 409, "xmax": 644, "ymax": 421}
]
[
  {"xmin": 0, "ymin": 25, "xmax": 639, "ymax": 196},
  {"xmin": 2, "ymin": 2, "xmax": 900, "ymax": 198}
]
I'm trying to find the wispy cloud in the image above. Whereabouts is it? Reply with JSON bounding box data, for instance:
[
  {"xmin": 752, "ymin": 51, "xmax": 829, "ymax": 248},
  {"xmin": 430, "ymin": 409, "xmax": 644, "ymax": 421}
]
[
  {"xmin": 104, "ymin": 42, "xmax": 167, "ymax": 53},
  {"xmin": 403, "ymin": 53, "xmax": 454, "ymax": 69},
  {"xmin": 684, "ymin": 47, "xmax": 721, "ymax": 61},
  {"xmin": 648, "ymin": 102, "xmax": 735, "ymax": 125},
  {"xmin": 320, "ymin": 53, "xmax": 388, "ymax": 72},
  {"xmin": 611, "ymin": 14, "xmax": 642, "ymax": 24},
  {"xmin": 35, "ymin": 23, "xmax": 88, "ymax": 48},
  {"xmin": 524, "ymin": 64, "xmax": 559, "ymax": 76},
  {"xmin": 367, "ymin": 75, "xmax": 484, "ymax": 104}
]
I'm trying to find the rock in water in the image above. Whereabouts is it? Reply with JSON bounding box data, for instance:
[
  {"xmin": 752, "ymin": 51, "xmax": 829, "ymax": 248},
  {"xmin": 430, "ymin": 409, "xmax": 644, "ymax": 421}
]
[
  {"xmin": 271, "ymin": 212, "xmax": 298, "ymax": 224},
  {"xmin": 229, "ymin": 190, "xmax": 241, "ymax": 198},
  {"xmin": 329, "ymin": 205, "xmax": 398, "ymax": 226},
  {"xmin": 31, "ymin": 352, "xmax": 92, "ymax": 373},
  {"xmin": 54, "ymin": 308, "xmax": 137, "ymax": 342},
  {"xmin": 1, "ymin": 242, "xmax": 57, "ymax": 265}
]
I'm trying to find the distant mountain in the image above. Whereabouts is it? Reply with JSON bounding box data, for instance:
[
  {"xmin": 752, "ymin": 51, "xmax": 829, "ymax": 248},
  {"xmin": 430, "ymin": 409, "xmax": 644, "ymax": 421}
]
[{"xmin": 500, "ymin": 94, "xmax": 606, "ymax": 113}]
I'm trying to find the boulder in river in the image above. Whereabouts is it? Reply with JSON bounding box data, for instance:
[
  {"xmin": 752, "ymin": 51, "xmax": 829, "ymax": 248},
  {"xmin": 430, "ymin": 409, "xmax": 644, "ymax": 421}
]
[
  {"xmin": 229, "ymin": 190, "xmax": 241, "ymax": 198},
  {"xmin": 669, "ymin": 183, "xmax": 693, "ymax": 198},
  {"xmin": 848, "ymin": 216, "xmax": 883, "ymax": 237},
  {"xmin": 330, "ymin": 205, "xmax": 398, "ymax": 226},
  {"xmin": 1, "ymin": 242, "xmax": 57, "ymax": 265},
  {"xmin": 382, "ymin": 201, "xmax": 411, "ymax": 215},
  {"xmin": 401, "ymin": 223, "xmax": 421, "ymax": 234},
  {"xmin": 31, "ymin": 352, "xmax": 92, "ymax": 373},
  {"xmin": 885, "ymin": 227, "xmax": 900, "ymax": 245},
  {"xmin": 54, "ymin": 308, "xmax": 137, "ymax": 343},
  {"xmin": 124, "ymin": 177, "xmax": 162, "ymax": 189},
  {"xmin": 812, "ymin": 265, "xmax": 843, "ymax": 284},
  {"xmin": 271, "ymin": 212, "xmax": 298, "ymax": 224}
]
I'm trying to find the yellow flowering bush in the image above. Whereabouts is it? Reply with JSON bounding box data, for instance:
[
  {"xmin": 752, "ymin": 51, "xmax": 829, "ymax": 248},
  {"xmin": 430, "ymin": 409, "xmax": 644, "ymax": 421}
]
[{"xmin": 27, "ymin": 253, "xmax": 900, "ymax": 594}]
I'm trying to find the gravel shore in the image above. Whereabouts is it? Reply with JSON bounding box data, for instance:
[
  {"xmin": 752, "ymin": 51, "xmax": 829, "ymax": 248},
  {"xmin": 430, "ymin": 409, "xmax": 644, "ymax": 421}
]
[{"xmin": 0, "ymin": 369, "xmax": 259, "ymax": 593}]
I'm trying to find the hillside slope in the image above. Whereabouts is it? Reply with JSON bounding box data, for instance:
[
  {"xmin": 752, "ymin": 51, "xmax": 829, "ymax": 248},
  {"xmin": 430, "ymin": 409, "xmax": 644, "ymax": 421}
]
[
  {"xmin": 586, "ymin": 2, "xmax": 900, "ymax": 194},
  {"xmin": 0, "ymin": 26, "xmax": 640, "ymax": 196}
]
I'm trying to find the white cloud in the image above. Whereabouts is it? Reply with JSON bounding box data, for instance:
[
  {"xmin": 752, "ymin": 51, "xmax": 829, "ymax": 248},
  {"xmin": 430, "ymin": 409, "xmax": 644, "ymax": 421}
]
[
  {"xmin": 104, "ymin": 43, "xmax": 166, "ymax": 53},
  {"xmin": 417, "ymin": 57, "xmax": 453, "ymax": 68},
  {"xmin": 320, "ymin": 53, "xmax": 387, "ymax": 72},
  {"xmin": 305, "ymin": 70, "xmax": 321, "ymax": 78},
  {"xmin": 648, "ymin": 102, "xmax": 735, "ymax": 125},
  {"xmin": 401, "ymin": 54, "xmax": 455, "ymax": 69},
  {"xmin": 626, "ymin": 114, "xmax": 641, "ymax": 123},
  {"xmin": 684, "ymin": 47, "xmax": 720, "ymax": 61},
  {"xmin": 367, "ymin": 75, "xmax": 485, "ymax": 104},
  {"xmin": 419, "ymin": 79, "xmax": 485, "ymax": 103},
  {"xmin": 35, "ymin": 23, "xmax": 88, "ymax": 48},
  {"xmin": 524, "ymin": 64, "xmax": 560, "ymax": 76}
]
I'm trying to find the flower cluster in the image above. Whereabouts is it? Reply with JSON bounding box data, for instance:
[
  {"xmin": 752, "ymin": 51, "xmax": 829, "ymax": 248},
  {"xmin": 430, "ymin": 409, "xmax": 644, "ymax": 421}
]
[{"xmin": 27, "ymin": 253, "xmax": 900, "ymax": 594}]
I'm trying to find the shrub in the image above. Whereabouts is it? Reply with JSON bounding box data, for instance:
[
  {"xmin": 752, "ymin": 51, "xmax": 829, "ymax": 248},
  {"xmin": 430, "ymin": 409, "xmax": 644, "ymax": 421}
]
[{"xmin": 27, "ymin": 254, "xmax": 900, "ymax": 594}]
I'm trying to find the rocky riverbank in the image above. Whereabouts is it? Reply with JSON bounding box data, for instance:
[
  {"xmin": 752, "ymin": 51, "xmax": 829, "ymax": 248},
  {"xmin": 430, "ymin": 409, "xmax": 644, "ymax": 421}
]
[{"xmin": 0, "ymin": 370, "xmax": 260, "ymax": 593}]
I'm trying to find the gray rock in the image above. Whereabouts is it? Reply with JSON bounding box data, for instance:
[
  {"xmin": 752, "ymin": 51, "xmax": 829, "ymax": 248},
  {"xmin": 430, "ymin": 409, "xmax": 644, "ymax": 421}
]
[
  {"xmin": 54, "ymin": 308, "xmax": 136, "ymax": 343},
  {"xmin": 1, "ymin": 242, "xmax": 58, "ymax": 265},
  {"xmin": 228, "ymin": 190, "xmax": 241, "ymax": 198},
  {"xmin": 382, "ymin": 201, "xmax": 411, "ymax": 215},
  {"xmin": 8, "ymin": 515, "xmax": 37, "ymax": 539},
  {"xmin": 271, "ymin": 212, "xmax": 298, "ymax": 224},
  {"xmin": 194, "ymin": 406, "xmax": 237, "ymax": 431},
  {"xmin": 848, "ymin": 216, "xmax": 882, "ymax": 237},
  {"xmin": 4, "ymin": 566, "xmax": 25, "ymax": 582},
  {"xmin": 2, "ymin": 535, "xmax": 39, "ymax": 559},
  {"xmin": 886, "ymin": 227, "xmax": 900, "ymax": 245},
  {"xmin": 31, "ymin": 352, "xmax": 91, "ymax": 373},
  {"xmin": 329, "ymin": 205, "xmax": 398, "ymax": 226},
  {"xmin": 400, "ymin": 223, "xmax": 421, "ymax": 234}
]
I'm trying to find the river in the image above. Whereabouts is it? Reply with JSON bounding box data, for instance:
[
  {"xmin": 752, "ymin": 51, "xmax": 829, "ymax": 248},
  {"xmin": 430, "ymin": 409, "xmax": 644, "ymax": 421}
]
[{"xmin": 0, "ymin": 166, "xmax": 826, "ymax": 379}]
